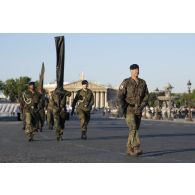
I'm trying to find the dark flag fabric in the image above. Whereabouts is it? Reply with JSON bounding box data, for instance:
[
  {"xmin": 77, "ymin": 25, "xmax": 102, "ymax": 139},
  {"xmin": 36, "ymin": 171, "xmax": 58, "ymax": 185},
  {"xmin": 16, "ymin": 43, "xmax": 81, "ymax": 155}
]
[
  {"xmin": 55, "ymin": 36, "xmax": 65, "ymax": 90},
  {"xmin": 39, "ymin": 62, "xmax": 45, "ymax": 90}
]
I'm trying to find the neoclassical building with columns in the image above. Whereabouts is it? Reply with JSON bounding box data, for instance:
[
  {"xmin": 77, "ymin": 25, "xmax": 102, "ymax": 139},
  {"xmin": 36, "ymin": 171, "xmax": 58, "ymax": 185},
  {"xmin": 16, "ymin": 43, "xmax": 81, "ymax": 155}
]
[{"xmin": 44, "ymin": 80, "xmax": 118, "ymax": 109}]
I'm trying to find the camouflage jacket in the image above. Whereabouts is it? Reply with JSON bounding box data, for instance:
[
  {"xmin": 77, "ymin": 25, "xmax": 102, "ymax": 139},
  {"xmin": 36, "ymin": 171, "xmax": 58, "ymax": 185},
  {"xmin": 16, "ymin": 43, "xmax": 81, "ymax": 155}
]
[
  {"xmin": 38, "ymin": 92, "xmax": 46, "ymax": 111},
  {"xmin": 22, "ymin": 90, "xmax": 40, "ymax": 112},
  {"xmin": 18, "ymin": 93, "xmax": 25, "ymax": 111},
  {"xmin": 118, "ymin": 77, "xmax": 149, "ymax": 113},
  {"xmin": 50, "ymin": 89, "xmax": 71, "ymax": 111},
  {"xmin": 72, "ymin": 89, "xmax": 94, "ymax": 112},
  {"xmin": 46, "ymin": 96, "xmax": 54, "ymax": 111}
]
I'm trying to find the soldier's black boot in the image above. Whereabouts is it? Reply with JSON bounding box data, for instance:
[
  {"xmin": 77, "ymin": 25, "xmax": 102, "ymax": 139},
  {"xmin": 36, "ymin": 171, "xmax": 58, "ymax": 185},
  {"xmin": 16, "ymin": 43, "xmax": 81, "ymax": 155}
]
[
  {"xmin": 127, "ymin": 148, "xmax": 138, "ymax": 157},
  {"xmin": 57, "ymin": 136, "xmax": 60, "ymax": 141},
  {"xmin": 57, "ymin": 136, "xmax": 61, "ymax": 141},
  {"xmin": 134, "ymin": 147, "xmax": 143, "ymax": 155},
  {"xmin": 49, "ymin": 125, "xmax": 53, "ymax": 130},
  {"xmin": 28, "ymin": 135, "xmax": 33, "ymax": 142},
  {"xmin": 57, "ymin": 135, "xmax": 63, "ymax": 141},
  {"xmin": 28, "ymin": 138, "xmax": 33, "ymax": 142},
  {"xmin": 40, "ymin": 126, "xmax": 43, "ymax": 132},
  {"xmin": 81, "ymin": 131, "xmax": 87, "ymax": 140}
]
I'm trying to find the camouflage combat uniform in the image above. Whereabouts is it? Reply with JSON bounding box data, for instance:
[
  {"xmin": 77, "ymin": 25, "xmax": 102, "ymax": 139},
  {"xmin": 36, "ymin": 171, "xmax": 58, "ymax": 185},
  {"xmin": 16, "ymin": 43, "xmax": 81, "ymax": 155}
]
[
  {"xmin": 118, "ymin": 77, "xmax": 149, "ymax": 155},
  {"xmin": 50, "ymin": 88, "xmax": 71, "ymax": 140},
  {"xmin": 37, "ymin": 92, "xmax": 46, "ymax": 131},
  {"xmin": 72, "ymin": 88, "xmax": 94, "ymax": 138},
  {"xmin": 19, "ymin": 94, "xmax": 26, "ymax": 130},
  {"xmin": 45, "ymin": 94, "xmax": 54, "ymax": 130},
  {"xmin": 22, "ymin": 90, "xmax": 40, "ymax": 141}
]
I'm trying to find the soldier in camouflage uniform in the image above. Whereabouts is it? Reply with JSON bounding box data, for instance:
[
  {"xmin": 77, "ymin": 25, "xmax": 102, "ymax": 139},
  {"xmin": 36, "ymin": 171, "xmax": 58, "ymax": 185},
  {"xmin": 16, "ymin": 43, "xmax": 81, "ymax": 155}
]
[
  {"xmin": 50, "ymin": 88, "xmax": 71, "ymax": 141},
  {"xmin": 37, "ymin": 87, "xmax": 46, "ymax": 132},
  {"xmin": 22, "ymin": 82, "xmax": 40, "ymax": 141},
  {"xmin": 71, "ymin": 80, "xmax": 94, "ymax": 140},
  {"xmin": 45, "ymin": 91, "xmax": 54, "ymax": 130},
  {"xmin": 118, "ymin": 64, "xmax": 149, "ymax": 156},
  {"xmin": 19, "ymin": 93, "xmax": 26, "ymax": 130}
]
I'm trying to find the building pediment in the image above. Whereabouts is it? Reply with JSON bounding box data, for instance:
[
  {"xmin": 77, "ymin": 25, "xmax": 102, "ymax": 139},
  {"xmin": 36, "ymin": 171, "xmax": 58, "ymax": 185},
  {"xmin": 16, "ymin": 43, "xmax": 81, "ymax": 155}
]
[
  {"xmin": 64, "ymin": 80, "xmax": 107, "ymax": 91},
  {"xmin": 44, "ymin": 80, "xmax": 117, "ymax": 108}
]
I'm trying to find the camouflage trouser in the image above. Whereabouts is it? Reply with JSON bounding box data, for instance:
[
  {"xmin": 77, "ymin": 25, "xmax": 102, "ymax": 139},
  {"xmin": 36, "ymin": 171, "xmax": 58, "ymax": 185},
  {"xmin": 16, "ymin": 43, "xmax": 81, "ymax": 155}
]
[
  {"xmin": 77, "ymin": 108, "xmax": 90, "ymax": 132},
  {"xmin": 25, "ymin": 112, "xmax": 38, "ymax": 139},
  {"xmin": 47, "ymin": 109, "xmax": 54, "ymax": 128},
  {"xmin": 38, "ymin": 109, "xmax": 45, "ymax": 128},
  {"xmin": 125, "ymin": 110, "xmax": 142, "ymax": 150},
  {"xmin": 53, "ymin": 108, "xmax": 66, "ymax": 138},
  {"xmin": 22, "ymin": 109, "xmax": 26, "ymax": 129}
]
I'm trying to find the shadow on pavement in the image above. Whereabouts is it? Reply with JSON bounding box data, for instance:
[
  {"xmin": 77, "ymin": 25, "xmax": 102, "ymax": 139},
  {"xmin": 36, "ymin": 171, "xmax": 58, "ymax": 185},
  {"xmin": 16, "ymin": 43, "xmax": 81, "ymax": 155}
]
[
  {"xmin": 33, "ymin": 139, "xmax": 57, "ymax": 142},
  {"xmin": 85, "ymin": 135, "xmax": 126, "ymax": 141},
  {"xmin": 0, "ymin": 117, "xmax": 18, "ymax": 121},
  {"xmin": 141, "ymin": 133, "xmax": 195, "ymax": 139},
  {"xmin": 48, "ymin": 136, "xmax": 127, "ymax": 141},
  {"xmin": 62, "ymin": 133, "xmax": 195, "ymax": 141},
  {"xmin": 141, "ymin": 148, "xmax": 195, "ymax": 157}
]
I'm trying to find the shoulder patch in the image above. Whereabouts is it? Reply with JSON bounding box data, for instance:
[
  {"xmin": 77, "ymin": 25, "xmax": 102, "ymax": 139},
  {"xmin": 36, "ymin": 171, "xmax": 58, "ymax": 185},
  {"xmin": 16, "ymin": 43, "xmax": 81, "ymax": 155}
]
[
  {"xmin": 119, "ymin": 78, "xmax": 129, "ymax": 90},
  {"xmin": 119, "ymin": 84, "xmax": 124, "ymax": 90}
]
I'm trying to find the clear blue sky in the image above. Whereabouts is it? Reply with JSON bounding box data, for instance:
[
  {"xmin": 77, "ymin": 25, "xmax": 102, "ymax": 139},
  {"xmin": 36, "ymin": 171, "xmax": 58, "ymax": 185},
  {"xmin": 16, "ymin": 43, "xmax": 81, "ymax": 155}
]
[{"xmin": 0, "ymin": 33, "xmax": 195, "ymax": 93}]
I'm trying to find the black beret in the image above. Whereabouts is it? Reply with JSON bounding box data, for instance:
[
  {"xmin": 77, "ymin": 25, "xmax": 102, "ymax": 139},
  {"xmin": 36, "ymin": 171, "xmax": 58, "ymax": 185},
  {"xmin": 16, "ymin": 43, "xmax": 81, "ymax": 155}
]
[
  {"xmin": 130, "ymin": 64, "xmax": 139, "ymax": 70},
  {"xmin": 28, "ymin": 81, "xmax": 35, "ymax": 86},
  {"xmin": 82, "ymin": 80, "xmax": 88, "ymax": 85}
]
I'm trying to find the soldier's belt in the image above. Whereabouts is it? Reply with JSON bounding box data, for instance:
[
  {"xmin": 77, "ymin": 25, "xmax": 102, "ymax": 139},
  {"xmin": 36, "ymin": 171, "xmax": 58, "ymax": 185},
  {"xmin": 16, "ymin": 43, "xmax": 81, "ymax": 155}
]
[
  {"xmin": 78, "ymin": 103, "xmax": 88, "ymax": 107},
  {"xmin": 128, "ymin": 104, "xmax": 135, "ymax": 107},
  {"xmin": 126, "ymin": 103, "xmax": 139, "ymax": 108},
  {"xmin": 30, "ymin": 106, "xmax": 38, "ymax": 109}
]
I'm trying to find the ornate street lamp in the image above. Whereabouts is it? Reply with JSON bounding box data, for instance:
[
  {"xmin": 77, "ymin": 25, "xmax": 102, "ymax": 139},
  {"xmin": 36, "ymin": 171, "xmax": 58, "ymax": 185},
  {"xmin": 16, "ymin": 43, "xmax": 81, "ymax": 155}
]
[
  {"xmin": 166, "ymin": 83, "xmax": 174, "ymax": 120},
  {"xmin": 153, "ymin": 88, "xmax": 160, "ymax": 120},
  {"xmin": 186, "ymin": 80, "xmax": 193, "ymax": 121},
  {"xmin": 187, "ymin": 80, "xmax": 192, "ymax": 94}
]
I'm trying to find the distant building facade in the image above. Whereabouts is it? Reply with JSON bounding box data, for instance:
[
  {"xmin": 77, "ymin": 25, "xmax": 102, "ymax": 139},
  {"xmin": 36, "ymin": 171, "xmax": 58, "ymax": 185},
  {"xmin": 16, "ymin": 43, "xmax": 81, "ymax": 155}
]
[{"xmin": 44, "ymin": 80, "xmax": 118, "ymax": 109}]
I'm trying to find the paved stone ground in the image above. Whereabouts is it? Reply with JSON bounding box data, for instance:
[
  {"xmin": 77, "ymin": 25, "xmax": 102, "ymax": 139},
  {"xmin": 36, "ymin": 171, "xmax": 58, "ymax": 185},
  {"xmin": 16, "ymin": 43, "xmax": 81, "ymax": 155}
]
[{"xmin": 0, "ymin": 113, "xmax": 195, "ymax": 163}]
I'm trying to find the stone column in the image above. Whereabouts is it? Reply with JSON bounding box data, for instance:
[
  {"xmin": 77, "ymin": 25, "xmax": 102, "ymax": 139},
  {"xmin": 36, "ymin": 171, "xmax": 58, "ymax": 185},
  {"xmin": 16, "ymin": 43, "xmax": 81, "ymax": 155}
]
[
  {"xmin": 73, "ymin": 91, "xmax": 76, "ymax": 98},
  {"xmin": 70, "ymin": 91, "xmax": 74, "ymax": 105},
  {"xmin": 102, "ymin": 91, "xmax": 105, "ymax": 108},
  {"xmin": 93, "ymin": 92, "xmax": 96, "ymax": 108},
  {"xmin": 99, "ymin": 92, "xmax": 101, "ymax": 108},
  {"xmin": 100, "ymin": 92, "xmax": 104, "ymax": 108},
  {"xmin": 105, "ymin": 91, "xmax": 108, "ymax": 107},
  {"xmin": 66, "ymin": 97, "xmax": 70, "ymax": 105},
  {"xmin": 96, "ymin": 91, "xmax": 100, "ymax": 108}
]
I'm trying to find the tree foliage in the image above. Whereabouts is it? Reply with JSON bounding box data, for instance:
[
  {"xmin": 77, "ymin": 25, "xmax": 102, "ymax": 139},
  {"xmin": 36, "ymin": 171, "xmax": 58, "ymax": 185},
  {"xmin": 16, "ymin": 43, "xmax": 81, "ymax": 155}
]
[
  {"xmin": 148, "ymin": 90, "xmax": 195, "ymax": 108},
  {"xmin": 3, "ymin": 77, "xmax": 32, "ymax": 102},
  {"xmin": 0, "ymin": 80, "xmax": 5, "ymax": 90},
  {"xmin": 3, "ymin": 79, "xmax": 17, "ymax": 102},
  {"xmin": 148, "ymin": 92, "xmax": 158, "ymax": 107},
  {"xmin": 171, "ymin": 90, "xmax": 195, "ymax": 108}
]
